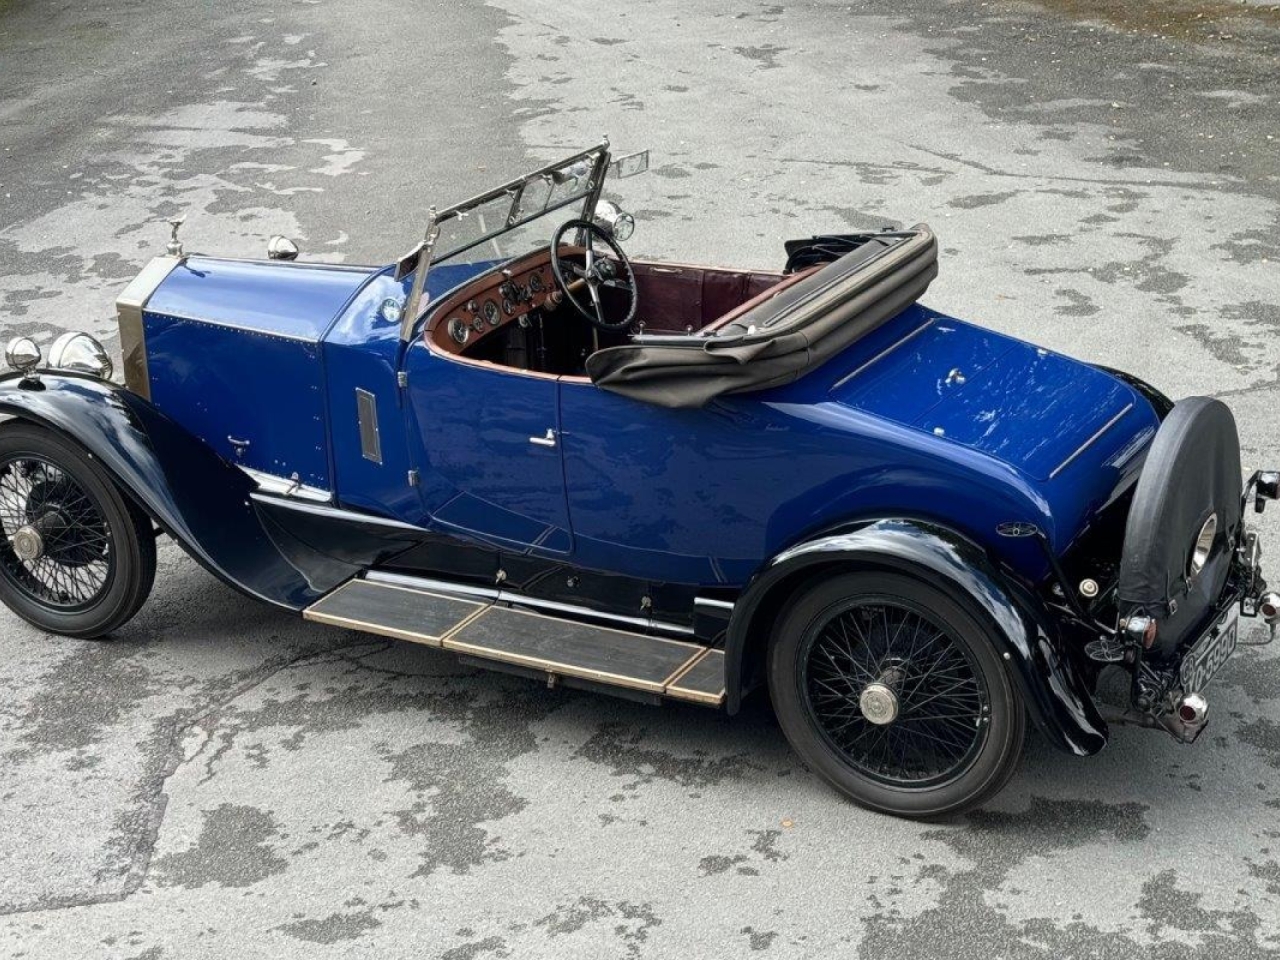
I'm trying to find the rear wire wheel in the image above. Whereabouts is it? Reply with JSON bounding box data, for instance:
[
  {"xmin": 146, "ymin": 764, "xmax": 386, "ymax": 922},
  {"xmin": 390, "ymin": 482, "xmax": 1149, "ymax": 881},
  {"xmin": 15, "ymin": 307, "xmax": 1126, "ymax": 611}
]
[
  {"xmin": 0, "ymin": 422, "xmax": 155, "ymax": 638},
  {"xmin": 769, "ymin": 572, "xmax": 1024, "ymax": 819}
]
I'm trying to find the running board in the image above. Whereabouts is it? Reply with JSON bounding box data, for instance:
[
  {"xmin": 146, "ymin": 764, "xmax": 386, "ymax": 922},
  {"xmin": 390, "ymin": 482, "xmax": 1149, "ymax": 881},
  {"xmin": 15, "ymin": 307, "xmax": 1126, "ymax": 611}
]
[{"xmin": 304, "ymin": 578, "xmax": 726, "ymax": 706}]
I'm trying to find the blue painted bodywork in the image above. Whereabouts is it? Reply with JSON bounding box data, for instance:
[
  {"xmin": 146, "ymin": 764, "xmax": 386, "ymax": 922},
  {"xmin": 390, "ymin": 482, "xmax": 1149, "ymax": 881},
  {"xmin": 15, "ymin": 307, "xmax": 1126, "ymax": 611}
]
[
  {"xmin": 135, "ymin": 259, "xmax": 1157, "ymax": 594},
  {"xmin": 404, "ymin": 341, "xmax": 573, "ymax": 554},
  {"xmin": 143, "ymin": 257, "xmax": 488, "ymax": 492},
  {"xmin": 2, "ymin": 249, "xmax": 1170, "ymax": 751},
  {"xmin": 559, "ymin": 305, "xmax": 1153, "ymax": 585},
  {"xmin": 0, "ymin": 373, "xmax": 327, "ymax": 609}
]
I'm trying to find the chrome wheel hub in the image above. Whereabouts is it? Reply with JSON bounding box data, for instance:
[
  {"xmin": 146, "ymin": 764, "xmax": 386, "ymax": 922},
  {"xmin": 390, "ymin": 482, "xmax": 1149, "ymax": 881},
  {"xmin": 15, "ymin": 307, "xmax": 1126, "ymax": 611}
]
[
  {"xmin": 805, "ymin": 601, "xmax": 988, "ymax": 787},
  {"xmin": 859, "ymin": 683, "xmax": 899, "ymax": 725},
  {"xmin": 859, "ymin": 665, "xmax": 906, "ymax": 725},
  {"xmin": 11, "ymin": 524, "xmax": 44, "ymax": 562}
]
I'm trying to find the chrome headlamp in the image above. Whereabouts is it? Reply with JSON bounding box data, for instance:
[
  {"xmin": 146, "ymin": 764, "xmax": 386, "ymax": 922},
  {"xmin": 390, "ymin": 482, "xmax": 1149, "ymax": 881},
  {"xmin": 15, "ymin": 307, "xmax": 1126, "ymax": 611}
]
[
  {"xmin": 4, "ymin": 336, "xmax": 42, "ymax": 378},
  {"xmin": 47, "ymin": 332, "xmax": 113, "ymax": 380},
  {"xmin": 593, "ymin": 200, "xmax": 636, "ymax": 242}
]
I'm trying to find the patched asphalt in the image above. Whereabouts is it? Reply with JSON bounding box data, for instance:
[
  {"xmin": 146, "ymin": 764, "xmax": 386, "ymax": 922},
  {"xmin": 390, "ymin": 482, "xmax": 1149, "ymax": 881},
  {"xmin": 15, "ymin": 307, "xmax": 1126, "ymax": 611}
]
[{"xmin": 2, "ymin": 0, "xmax": 1280, "ymax": 956}]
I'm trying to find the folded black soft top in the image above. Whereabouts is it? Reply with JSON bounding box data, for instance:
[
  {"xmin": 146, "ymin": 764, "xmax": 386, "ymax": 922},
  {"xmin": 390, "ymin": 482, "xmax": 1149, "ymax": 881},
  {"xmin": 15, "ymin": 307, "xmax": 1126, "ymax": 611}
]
[{"xmin": 585, "ymin": 224, "xmax": 938, "ymax": 408}]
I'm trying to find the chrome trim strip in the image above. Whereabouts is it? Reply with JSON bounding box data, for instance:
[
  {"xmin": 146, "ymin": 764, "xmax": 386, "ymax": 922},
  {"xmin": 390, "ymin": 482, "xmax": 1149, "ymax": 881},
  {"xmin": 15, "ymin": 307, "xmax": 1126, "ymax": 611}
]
[
  {"xmin": 115, "ymin": 255, "xmax": 182, "ymax": 400},
  {"xmin": 1105, "ymin": 424, "xmax": 1156, "ymax": 471},
  {"xmin": 502, "ymin": 593, "xmax": 696, "ymax": 637},
  {"xmin": 466, "ymin": 602, "xmax": 698, "ymax": 648},
  {"xmin": 244, "ymin": 469, "xmax": 334, "ymax": 503},
  {"xmin": 364, "ymin": 570, "xmax": 501, "ymax": 601},
  {"xmin": 400, "ymin": 209, "xmax": 439, "ymax": 340},
  {"xmin": 184, "ymin": 256, "xmax": 379, "ymax": 273},
  {"xmin": 831, "ymin": 318, "xmax": 935, "ymax": 389},
  {"xmin": 1048, "ymin": 403, "xmax": 1135, "ymax": 480},
  {"xmin": 362, "ymin": 569, "xmax": 696, "ymax": 637},
  {"xmin": 694, "ymin": 596, "xmax": 735, "ymax": 613}
]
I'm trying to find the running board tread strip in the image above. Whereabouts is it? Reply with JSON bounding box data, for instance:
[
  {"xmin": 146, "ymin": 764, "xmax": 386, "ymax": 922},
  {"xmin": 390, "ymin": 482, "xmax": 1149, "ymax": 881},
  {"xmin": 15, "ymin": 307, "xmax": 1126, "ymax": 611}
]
[
  {"xmin": 304, "ymin": 579, "xmax": 486, "ymax": 646},
  {"xmin": 303, "ymin": 578, "xmax": 725, "ymax": 705}
]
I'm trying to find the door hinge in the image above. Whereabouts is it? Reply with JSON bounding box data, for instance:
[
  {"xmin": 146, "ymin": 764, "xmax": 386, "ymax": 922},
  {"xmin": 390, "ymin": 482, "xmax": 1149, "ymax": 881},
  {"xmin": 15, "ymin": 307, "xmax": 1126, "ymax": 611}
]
[
  {"xmin": 397, "ymin": 371, "xmax": 409, "ymax": 388},
  {"xmin": 407, "ymin": 468, "xmax": 420, "ymax": 487}
]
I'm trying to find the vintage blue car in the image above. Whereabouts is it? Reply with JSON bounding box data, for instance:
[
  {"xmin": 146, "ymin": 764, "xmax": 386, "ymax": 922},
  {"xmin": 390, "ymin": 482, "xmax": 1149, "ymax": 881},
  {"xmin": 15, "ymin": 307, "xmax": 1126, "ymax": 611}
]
[{"xmin": 1, "ymin": 142, "xmax": 1276, "ymax": 818}]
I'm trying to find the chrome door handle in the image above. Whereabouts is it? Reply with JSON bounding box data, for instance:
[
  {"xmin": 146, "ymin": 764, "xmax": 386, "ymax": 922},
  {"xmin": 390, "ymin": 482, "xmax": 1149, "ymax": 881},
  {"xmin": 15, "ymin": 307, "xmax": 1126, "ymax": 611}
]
[{"xmin": 529, "ymin": 428, "xmax": 557, "ymax": 448}]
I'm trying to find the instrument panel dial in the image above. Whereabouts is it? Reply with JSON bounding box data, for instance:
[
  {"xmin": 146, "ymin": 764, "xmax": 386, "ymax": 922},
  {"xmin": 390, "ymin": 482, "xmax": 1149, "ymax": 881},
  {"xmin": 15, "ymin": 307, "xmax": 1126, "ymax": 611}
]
[{"xmin": 434, "ymin": 260, "xmax": 558, "ymax": 354}]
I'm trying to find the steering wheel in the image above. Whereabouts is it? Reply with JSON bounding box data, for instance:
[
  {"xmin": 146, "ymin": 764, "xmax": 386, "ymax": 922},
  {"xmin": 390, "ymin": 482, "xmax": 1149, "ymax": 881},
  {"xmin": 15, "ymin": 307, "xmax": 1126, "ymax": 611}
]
[{"xmin": 549, "ymin": 219, "xmax": 638, "ymax": 331}]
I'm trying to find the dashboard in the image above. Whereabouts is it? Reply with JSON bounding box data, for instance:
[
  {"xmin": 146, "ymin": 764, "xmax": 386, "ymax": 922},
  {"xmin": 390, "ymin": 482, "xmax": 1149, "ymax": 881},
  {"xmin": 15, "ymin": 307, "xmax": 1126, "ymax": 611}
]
[{"xmin": 427, "ymin": 252, "xmax": 564, "ymax": 356}]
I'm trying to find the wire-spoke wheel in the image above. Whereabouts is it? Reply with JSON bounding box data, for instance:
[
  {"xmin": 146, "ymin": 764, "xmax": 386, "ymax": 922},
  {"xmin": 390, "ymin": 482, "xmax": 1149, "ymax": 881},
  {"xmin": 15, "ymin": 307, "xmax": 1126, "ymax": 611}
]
[
  {"xmin": 0, "ymin": 422, "xmax": 155, "ymax": 638},
  {"xmin": 769, "ymin": 571, "xmax": 1025, "ymax": 819}
]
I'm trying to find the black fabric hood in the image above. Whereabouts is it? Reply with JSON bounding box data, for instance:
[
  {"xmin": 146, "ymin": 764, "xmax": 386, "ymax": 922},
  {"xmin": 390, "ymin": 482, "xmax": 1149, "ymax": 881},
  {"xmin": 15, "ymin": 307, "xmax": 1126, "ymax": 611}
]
[{"xmin": 585, "ymin": 225, "xmax": 938, "ymax": 408}]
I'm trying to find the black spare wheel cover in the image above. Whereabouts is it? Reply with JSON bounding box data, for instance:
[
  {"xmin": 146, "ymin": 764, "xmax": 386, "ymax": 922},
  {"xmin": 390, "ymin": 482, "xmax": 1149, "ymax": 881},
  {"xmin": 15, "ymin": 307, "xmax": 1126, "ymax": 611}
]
[{"xmin": 1118, "ymin": 396, "xmax": 1241, "ymax": 660}]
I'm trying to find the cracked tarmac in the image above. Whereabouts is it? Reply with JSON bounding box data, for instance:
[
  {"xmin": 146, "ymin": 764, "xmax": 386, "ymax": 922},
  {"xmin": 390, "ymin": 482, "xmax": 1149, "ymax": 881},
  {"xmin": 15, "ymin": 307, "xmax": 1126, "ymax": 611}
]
[{"xmin": 2, "ymin": 0, "xmax": 1280, "ymax": 956}]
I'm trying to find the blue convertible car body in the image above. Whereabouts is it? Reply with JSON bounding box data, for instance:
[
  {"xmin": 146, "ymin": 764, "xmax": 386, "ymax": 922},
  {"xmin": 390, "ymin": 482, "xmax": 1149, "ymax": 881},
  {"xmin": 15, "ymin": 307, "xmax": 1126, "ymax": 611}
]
[{"xmin": 2, "ymin": 142, "xmax": 1276, "ymax": 818}]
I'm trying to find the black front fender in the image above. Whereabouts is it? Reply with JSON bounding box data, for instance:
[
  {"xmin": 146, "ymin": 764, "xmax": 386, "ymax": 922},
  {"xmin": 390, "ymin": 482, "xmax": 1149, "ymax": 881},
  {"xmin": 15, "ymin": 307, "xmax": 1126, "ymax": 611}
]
[
  {"xmin": 0, "ymin": 373, "xmax": 322, "ymax": 610},
  {"xmin": 725, "ymin": 518, "xmax": 1108, "ymax": 756}
]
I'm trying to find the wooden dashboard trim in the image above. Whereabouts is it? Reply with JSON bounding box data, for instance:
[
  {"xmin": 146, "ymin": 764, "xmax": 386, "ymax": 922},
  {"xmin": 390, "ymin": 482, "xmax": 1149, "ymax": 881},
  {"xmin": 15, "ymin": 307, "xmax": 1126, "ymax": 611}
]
[{"xmin": 424, "ymin": 247, "xmax": 581, "ymax": 358}]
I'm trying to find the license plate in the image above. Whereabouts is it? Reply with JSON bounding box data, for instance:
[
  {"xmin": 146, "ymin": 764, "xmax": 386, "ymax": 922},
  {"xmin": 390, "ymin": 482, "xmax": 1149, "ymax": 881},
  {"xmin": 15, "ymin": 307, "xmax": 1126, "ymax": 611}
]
[{"xmin": 1179, "ymin": 607, "xmax": 1239, "ymax": 693}]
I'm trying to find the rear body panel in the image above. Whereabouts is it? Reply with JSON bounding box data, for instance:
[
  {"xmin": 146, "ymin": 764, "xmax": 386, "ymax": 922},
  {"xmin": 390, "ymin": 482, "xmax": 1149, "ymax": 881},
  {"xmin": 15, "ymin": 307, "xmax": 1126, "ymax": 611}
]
[
  {"xmin": 831, "ymin": 307, "xmax": 1152, "ymax": 484},
  {"xmin": 559, "ymin": 305, "xmax": 1156, "ymax": 585}
]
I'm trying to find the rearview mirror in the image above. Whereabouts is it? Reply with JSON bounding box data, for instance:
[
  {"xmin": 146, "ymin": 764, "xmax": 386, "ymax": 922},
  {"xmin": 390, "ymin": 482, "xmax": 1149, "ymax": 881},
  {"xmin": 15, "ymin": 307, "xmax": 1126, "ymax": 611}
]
[{"xmin": 609, "ymin": 150, "xmax": 649, "ymax": 179}]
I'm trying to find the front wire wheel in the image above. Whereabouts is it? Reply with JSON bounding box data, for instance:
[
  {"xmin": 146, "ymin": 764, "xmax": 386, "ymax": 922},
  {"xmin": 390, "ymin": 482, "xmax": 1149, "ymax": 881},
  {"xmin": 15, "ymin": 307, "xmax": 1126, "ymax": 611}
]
[
  {"xmin": 0, "ymin": 455, "xmax": 114, "ymax": 609},
  {"xmin": 0, "ymin": 422, "xmax": 156, "ymax": 638},
  {"xmin": 769, "ymin": 572, "xmax": 1025, "ymax": 819}
]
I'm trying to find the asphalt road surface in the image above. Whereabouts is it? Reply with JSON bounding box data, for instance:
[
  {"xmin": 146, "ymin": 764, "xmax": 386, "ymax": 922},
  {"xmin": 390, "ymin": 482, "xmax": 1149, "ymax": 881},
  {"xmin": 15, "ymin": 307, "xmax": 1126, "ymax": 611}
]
[{"xmin": 2, "ymin": 0, "xmax": 1280, "ymax": 957}]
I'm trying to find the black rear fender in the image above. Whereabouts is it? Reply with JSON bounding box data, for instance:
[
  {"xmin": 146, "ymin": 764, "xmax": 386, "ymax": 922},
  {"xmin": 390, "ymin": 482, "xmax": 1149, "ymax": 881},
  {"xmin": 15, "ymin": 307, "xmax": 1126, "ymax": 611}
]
[
  {"xmin": 0, "ymin": 373, "xmax": 322, "ymax": 610},
  {"xmin": 725, "ymin": 518, "xmax": 1108, "ymax": 756}
]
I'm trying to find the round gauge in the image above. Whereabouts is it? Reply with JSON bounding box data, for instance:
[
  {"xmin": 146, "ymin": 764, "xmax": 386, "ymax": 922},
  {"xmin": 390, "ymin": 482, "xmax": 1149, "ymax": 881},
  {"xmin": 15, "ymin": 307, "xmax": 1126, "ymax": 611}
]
[
  {"xmin": 471, "ymin": 316, "xmax": 485, "ymax": 333},
  {"xmin": 528, "ymin": 273, "xmax": 544, "ymax": 293},
  {"xmin": 499, "ymin": 281, "xmax": 517, "ymax": 301},
  {"xmin": 502, "ymin": 298, "xmax": 515, "ymax": 315},
  {"xmin": 378, "ymin": 298, "xmax": 403, "ymax": 324},
  {"xmin": 448, "ymin": 317, "xmax": 469, "ymax": 345},
  {"xmin": 482, "ymin": 300, "xmax": 500, "ymax": 326}
]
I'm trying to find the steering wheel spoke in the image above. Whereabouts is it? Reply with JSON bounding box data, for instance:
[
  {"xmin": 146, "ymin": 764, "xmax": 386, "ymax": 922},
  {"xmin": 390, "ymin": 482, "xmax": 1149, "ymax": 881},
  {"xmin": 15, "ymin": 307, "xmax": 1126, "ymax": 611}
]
[
  {"xmin": 586, "ymin": 277, "xmax": 607, "ymax": 324},
  {"xmin": 550, "ymin": 219, "xmax": 638, "ymax": 332}
]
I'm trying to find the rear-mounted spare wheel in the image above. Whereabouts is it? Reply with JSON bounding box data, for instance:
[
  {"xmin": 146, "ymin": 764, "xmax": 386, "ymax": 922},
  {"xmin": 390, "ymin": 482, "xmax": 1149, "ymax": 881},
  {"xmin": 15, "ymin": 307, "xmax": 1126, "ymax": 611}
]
[{"xmin": 1118, "ymin": 397, "xmax": 1242, "ymax": 660}]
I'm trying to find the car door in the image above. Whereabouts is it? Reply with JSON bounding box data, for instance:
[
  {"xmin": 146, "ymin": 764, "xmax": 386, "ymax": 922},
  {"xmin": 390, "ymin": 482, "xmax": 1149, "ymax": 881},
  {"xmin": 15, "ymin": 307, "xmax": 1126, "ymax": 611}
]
[
  {"xmin": 403, "ymin": 340, "xmax": 572, "ymax": 555},
  {"xmin": 558, "ymin": 377, "xmax": 786, "ymax": 586}
]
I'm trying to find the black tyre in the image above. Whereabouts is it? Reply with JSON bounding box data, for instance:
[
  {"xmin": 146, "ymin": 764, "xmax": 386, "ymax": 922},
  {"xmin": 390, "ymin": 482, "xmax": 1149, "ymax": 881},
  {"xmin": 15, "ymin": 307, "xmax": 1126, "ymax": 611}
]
[
  {"xmin": 769, "ymin": 571, "xmax": 1025, "ymax": 819},
  {"xmin": 0, "ymin": 421, "xmax": 156, "ymax": 638}
]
